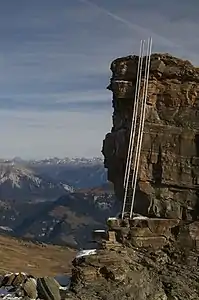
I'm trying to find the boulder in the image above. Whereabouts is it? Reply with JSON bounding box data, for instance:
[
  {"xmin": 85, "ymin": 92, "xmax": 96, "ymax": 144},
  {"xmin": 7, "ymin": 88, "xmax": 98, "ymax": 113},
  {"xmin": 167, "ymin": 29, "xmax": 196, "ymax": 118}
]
[
  {"xmin": 22, "ymin": 277, "xmax": 37, "ymax": 299},
  {"xmin": 37, "ymin": 277, "xmax": 61, "ymax": 300}
]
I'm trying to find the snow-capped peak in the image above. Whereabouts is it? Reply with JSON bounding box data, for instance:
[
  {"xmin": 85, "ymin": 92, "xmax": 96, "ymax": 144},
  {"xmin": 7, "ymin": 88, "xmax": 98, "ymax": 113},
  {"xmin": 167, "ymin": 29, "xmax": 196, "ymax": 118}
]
[{"xmin": 0, "ymin": 163, "xmax": 42, "ymax": 188}]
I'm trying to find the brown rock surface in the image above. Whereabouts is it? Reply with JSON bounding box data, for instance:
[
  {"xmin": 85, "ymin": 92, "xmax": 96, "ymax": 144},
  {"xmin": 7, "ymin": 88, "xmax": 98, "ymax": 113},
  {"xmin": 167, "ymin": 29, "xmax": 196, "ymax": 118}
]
[
  {"xmin": 58, "ymin": 53, "xmax": 199, "ymax": 300},
  {"xmin": 67, "ymin": 227, "xmax": 199, "ymax": 300},
  {"xmin": 102, "ymin": 53, "xmax": 199, "ymax": 219},
  {"xmin": 63, "ymin": 217, "xmax": 199, "ymax": 299}
]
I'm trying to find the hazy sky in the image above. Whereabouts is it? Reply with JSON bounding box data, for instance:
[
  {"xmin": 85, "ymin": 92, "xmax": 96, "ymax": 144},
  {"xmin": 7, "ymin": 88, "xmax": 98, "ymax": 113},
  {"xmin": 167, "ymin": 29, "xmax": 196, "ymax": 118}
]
[{"xmin": 0, "ymin": 0, "xmax": 198, "ymax": 159}]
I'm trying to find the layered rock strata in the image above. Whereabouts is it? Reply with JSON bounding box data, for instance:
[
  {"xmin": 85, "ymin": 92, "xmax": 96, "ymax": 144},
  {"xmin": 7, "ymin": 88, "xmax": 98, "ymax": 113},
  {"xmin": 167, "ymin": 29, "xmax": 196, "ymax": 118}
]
[
  {"xmin": 68, "ymin": 219, "xmax": 199, "ymax": 300},
  {"xmin": 106, "ymin": 217, "xmax": 179, "ymax": 249},
  {"xmin": 102, "ymin": 53, "xmax": 199, "ymax": 219},
  {"xmin": 65, "ymin": 54, "xmax": 199, "ymax": 299}
]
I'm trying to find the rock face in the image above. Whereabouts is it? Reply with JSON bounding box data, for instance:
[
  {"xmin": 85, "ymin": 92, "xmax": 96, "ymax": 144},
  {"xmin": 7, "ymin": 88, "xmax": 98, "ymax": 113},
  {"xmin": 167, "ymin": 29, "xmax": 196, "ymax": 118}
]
[
  {"xmin": 56, "ymin": 54, "xmax": 199, "ymax": 299},
  {"xmin": 102, "ymin": 53, "xmax": 199, "ymax": 220},
  {"xmin": 69, "ymin": 250, "xmax": 199, "ymax": 300},
  {"xmin": 106, "ymin": 217, "xmax": 180, "ymax": 250},
  {"xmin": 68, "ymin": 219, "xmax": 199, "ymax": 300}
]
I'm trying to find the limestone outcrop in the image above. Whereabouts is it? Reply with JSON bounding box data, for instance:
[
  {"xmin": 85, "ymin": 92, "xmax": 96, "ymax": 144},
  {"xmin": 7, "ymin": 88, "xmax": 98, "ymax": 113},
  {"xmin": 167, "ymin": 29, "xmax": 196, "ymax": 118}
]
[
  {"xmin": 67, "ymin": 218, "xmax": 199, "ymax": 300},
  {"xmin": 102, "ymin": 53, "xmax": 199, "ymax": 220},
  {"xmin": 63, "ymin": 54, "xmax": 199, "ymax": 300}
]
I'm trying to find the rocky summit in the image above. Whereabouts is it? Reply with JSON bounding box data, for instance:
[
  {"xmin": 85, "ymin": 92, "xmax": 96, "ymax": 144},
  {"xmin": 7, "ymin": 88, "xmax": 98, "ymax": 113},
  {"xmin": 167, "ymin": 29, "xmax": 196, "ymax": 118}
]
[
  {"xmin": 61, "ymin": 54, "xmax": 199, "ymax": 300},
  {"xmin": 102, "ymin": 53, "xmax": 199, "ymax": 220},
  {"xmin": 65, "ymin": 216, "xmax": 199, "ymax": 300}
]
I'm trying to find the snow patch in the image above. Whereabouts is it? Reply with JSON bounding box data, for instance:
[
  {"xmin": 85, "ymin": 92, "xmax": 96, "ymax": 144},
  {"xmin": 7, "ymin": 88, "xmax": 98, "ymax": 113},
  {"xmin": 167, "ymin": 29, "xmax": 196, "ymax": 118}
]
[
  {"xmin": 1, "ymin": 295, "xmax": 23, "ymax": 300},
  {"xmin": 113, "ymin": 80, "xmax": 129, "ymax": 83},
  {"xmin": 107, "ymin": 217, "xmax": 118, "ymax": 221},
  {"xmin": 0, "ymin": 226, "xmax": 13, "ymax": 232},
  {"xmin": 62, "ymin": 184, "xmax": 74, "ymax": 192},
  {"xmin": 133, "ymin": 216, "xmax": 149, "ymax": 220},
  {"xmin": 76, "ymin": 249, "xmax": 97, "ymax": 258},
  {"xmin": 59, "ymin": 286, "xmax": 68, "ymax": 290}
]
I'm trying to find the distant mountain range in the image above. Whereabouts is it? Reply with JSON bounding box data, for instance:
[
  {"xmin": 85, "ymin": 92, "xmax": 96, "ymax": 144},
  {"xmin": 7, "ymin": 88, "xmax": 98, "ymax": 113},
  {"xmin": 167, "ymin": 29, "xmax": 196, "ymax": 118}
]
[
  {"xmin": 0, "ymin": 162, "xmax": 72, "ymax": 202},
  {"xmin": 0, "ymin": 157, "xmax": 106, "ymax": 202},
  {"xmin": 1, "ymin": 157, "xmax": 107, "ymax": 190},
  {"xmin": 5, "ymin": 156, "xmax": 103, "ymax": 166},
  {"xmin": 28, "ymin": 156, "xmax": 104, "ymax": 166},
  {"xmin": 0, "ymin": 157, "xmax": 118, "ymax": 248},
  {"xmin": 0, "ymin": 188, "xmax": 119, "ymax": 249}
]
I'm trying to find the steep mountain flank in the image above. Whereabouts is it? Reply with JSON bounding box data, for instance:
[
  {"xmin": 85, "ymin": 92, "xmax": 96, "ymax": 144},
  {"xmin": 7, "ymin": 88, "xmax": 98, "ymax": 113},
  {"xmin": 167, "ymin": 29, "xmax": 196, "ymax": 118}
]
[
  {"xmin": 102, "ymin": 53, "xmax": 199, "ymax": 220},
  {"xmin": 0, "ymin": 162, "xmax": 67, "ymax": 202},
  {"xmin": 0, "ymin": 191, "xmax": 118, "ymax": 248}
]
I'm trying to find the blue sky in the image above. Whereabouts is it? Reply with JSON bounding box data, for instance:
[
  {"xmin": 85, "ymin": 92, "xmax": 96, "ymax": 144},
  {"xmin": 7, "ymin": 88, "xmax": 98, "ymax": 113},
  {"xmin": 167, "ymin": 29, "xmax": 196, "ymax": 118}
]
[{"xmin": 0, "ymin": 0, "xmax": 198, "ymax": 159}]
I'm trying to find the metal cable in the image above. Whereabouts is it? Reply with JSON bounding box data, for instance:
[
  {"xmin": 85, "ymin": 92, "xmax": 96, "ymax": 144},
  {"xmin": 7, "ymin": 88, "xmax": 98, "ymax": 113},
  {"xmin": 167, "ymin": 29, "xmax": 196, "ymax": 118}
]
[
  {"xmin": 123, "ymin": 40, "xmax": 144, "ymax": 190},
  {"xmin": 121, "ymin": 40, "xmax": 145, "ymax": 219},
  {"xmin": 129, "ymin": 37, "xmax": 152, "ymax": 218}
]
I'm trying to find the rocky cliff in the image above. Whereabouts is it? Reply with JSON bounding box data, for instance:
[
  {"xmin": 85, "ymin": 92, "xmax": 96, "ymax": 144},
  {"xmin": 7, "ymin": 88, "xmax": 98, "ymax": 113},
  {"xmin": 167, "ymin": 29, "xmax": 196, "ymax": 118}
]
[
  {"xmin": 102, "ymin": 53, "xmax": 199, "ymax": 220},
  {"xmin": 67, "ymin": 217, "xmax": 199, "ymax": 300}
]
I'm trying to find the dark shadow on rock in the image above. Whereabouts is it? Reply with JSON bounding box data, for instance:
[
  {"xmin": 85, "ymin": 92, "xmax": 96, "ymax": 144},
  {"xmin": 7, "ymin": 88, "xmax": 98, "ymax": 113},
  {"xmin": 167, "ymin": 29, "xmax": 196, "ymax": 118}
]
[{"xmin": 133, "ymin": 189, "xmax": 150, "ymax": 216}]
